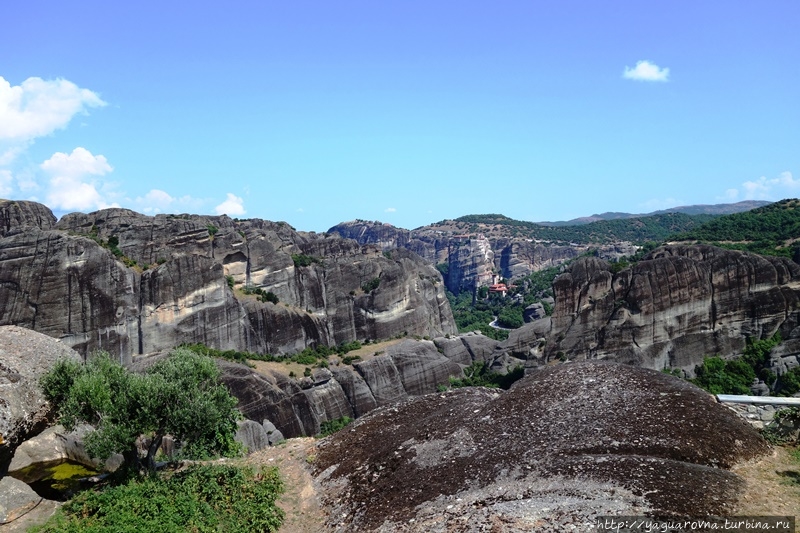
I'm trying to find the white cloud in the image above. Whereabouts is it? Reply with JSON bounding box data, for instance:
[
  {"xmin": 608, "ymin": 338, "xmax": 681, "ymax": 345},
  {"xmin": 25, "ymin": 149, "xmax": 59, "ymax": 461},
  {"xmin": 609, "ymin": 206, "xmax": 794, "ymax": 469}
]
[
  {"xmin": 132, "ymin": 189, "xmax": 204, "ymax": 214},
  {"xmin": 0, "ymin": 170, "xmax": 12, "ymax": 197},
  {"xmin": 0, "ymin": 76, "xmax": 106, "ymax": 142},
  {"xmin": 215, "ymin": 193, "xmax": 246, "ymax": 216},
  {"xmin": 135, "ymin": 189, "xmax": 174, "ymax": 214},
  {"xmin": 740, "ymin": 171, "xmax": 800, "ymax": 200},
  {"xmin": 384, "ymin": 207, "xmax": 397, "ymax": 213},
  {"xmin": 623, "ymin": 60, "xmax": 670, "ymax": 82},
  {"xmin": 722, "ymin": 171, "xmax": 799, "ymax": 202},
  {"xmin": 41, "ymin": 147, "xmax": 116, "ymax": 212}
]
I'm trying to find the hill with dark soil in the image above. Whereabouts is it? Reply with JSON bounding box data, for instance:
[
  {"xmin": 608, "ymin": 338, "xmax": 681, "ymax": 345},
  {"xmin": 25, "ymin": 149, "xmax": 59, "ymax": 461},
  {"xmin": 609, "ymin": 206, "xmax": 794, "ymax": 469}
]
[{"xmin": 314, "ymin": 361, "xmax": 768, "ymax": 531}]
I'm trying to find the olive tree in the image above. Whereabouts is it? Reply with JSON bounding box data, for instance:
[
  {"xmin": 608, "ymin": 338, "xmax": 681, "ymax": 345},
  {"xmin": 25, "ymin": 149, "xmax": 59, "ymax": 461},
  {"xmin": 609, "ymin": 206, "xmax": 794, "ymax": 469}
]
[{"xmin": 40, "ymin": 348, "xmax": 241, "ymax": 473}]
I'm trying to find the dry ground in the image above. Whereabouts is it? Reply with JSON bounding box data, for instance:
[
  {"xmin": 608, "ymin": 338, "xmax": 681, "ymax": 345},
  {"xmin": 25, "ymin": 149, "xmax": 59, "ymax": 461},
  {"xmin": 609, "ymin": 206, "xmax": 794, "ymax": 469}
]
[
  {"xmin": 733, "ymin": 444, "xmax": 800, "ymax": 516},
  {"xmin": 248, "ymin": 438, "xmax": 327, "ymax": 533},
  {"xmin": 250, "ymin": 338, "xmax": 404, "ymax": 379}
]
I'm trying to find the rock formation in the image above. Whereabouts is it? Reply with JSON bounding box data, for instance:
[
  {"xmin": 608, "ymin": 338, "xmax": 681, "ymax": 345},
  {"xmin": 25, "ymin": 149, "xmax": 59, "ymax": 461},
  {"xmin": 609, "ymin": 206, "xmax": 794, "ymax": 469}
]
[
  {"xmin": 0, "ymin": 325, "xmax": 82, "ymax": 475},
  {"xmin": 313, "ymin": 361, "xmax": 768, "ymax": 531},
  {"xmin": 217, "ymin": 337, "xmax": 520, "ymax": 439},
  {"xmin": 544, "ymin": 244, "xmax": 800, "ymax": 372},
  {"xmin": 0, "ymin": 201, "xmax": 456, "ymax": 360},
  {"xmin": 329, "ymin": 219, "xmax": 635, "ymax": 294}
]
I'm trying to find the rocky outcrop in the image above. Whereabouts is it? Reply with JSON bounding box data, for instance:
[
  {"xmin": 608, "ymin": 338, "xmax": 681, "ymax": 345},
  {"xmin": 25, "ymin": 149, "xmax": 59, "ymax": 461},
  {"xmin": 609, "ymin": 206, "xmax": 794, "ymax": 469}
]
[
  {"xmin": 544, "ymin": 245, "xmax": 800, "ymax": 372},
  {"xmin": 217, "ymin": 339, "xmax": 487, "ymax": 438},
  {"xmin": 0, "ymin": 203, "xmax": 456, "ymax": 360},
  {"xmin": 0, "ymin": 200, "xmax": 56, "ymax": 237},
  {"xmin": 0, "ymin": 326, "xmax": 82, "ymax": 475},
  {"xmin": 329, "ymin": 220, "xmax": 636, "ymax": 294},
  {"xmin": 313, "ymin": 361, "xmax": 768, "ymax": 531}
]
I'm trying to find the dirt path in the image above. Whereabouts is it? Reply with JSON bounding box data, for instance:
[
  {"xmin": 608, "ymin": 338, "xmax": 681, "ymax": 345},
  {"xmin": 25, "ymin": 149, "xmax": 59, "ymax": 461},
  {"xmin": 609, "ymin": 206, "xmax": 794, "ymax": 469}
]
[
  {"xmin": 248, "ymin": 438, "xmax": 327, "ymax": 533},
  {"xmin": 732, "ymin": 445, "xmax": 800, "ymax": 516}
]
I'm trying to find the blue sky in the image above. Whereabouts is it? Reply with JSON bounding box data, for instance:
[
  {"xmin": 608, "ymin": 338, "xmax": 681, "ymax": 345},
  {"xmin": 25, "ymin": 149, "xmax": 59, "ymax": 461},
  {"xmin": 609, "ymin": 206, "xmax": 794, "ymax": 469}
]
[{"xmin": 1, "ymin": 2, "xmax": 798, "ymax": 231}]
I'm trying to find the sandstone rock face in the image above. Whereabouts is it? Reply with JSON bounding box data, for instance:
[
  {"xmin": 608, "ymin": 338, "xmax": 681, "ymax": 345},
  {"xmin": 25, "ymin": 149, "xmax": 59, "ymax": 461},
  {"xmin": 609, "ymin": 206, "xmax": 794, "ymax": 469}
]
[
  {"xmin": 234, "ymin": 420, "xmax": 271, "ymax": 453},
  {"xmin": 313, "ymin": 361, "xmax": 768, "ymax": 531},
  {"xmin": 0, "ymin": 326, "xmax": 82, "ymax": 475},
  {"xmin": 0, "ymin": 203, "xmax": 455, "ymax": 360},
  {"xmin": 545, "ymin": 245, "xmax": 800, "ymax": 372}
]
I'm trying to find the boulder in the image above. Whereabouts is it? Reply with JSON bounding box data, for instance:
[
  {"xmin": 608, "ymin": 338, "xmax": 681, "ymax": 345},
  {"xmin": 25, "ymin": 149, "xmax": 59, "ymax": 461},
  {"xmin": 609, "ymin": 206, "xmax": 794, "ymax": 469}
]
[
  {"xmin": 8, "ymin": 425, "xmax": 94, "ymax": 473},
  {"xmin": 0, "ymin": 326, "xmax": 82, "ymax": 475},
  {"xmin": 314, "ymin": 361, "xmax": 768, "ymax": 531},
  {"xmin": 234, "ymin": 420, "xmax": 270, "ymax": 453},
  {"xmin": 262, "ymin": 420, "xmax": 284, "ymax": 445},
  {"xmin": 0, "ymin": 476, "xmax": 44, "ymax": 526},
  {"xmin": 523, "ymin": 302, "xmax": 545, "ymax": 322}
]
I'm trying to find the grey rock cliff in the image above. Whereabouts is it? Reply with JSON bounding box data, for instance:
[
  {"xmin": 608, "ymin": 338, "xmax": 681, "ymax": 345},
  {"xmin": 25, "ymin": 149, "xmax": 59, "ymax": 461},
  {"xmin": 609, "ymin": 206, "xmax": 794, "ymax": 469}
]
[
  {"xmin": 0, "ymin": 203, "xmax": 456, "ymax": 360},
  {"xmin": 329, "ymin": 220, "xmax": 636, "ymax": 294},
  {"xmin": 218, "ymin": 339, "xmax": 467, "ymax": 438},
  {"xmin": 544, "ymin": 244, "xmax": 800, "ymax": 371}
]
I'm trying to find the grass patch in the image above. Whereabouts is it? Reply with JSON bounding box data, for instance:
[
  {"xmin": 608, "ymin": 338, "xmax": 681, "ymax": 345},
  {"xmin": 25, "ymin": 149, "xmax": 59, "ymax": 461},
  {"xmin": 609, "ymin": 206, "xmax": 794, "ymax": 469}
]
[{"xmin": 32, "ymin": 464, "xmax": 284, "ymax": 533}]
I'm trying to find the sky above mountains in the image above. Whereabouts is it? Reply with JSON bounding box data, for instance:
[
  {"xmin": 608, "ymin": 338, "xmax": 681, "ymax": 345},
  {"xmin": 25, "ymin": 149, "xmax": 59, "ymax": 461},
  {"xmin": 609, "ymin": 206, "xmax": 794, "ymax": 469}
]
[{"xmin": 1, "ymin": 2, "xmax": 798, "ymax": 231}]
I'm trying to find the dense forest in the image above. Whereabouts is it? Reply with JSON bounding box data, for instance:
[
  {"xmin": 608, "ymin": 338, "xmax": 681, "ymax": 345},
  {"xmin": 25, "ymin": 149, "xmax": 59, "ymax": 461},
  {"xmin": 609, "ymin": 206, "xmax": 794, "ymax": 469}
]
[
  {"xmin": 453, "ymin": 212, "xmax": 716, "ymax": 244},
  {"xmin": 670, "ymin": 199, "xmax": 800, "ymax": 258}
]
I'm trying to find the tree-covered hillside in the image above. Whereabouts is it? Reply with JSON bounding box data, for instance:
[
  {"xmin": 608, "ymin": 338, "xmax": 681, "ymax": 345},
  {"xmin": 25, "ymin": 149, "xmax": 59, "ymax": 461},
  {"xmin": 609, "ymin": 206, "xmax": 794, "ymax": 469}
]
[
  {"xmin": 452, "ymin": 212, "xmax": 715, "ymax": 245},
  {"xmin": 670, "ymin": 199, "xmax": 800, "ymax": 258}
]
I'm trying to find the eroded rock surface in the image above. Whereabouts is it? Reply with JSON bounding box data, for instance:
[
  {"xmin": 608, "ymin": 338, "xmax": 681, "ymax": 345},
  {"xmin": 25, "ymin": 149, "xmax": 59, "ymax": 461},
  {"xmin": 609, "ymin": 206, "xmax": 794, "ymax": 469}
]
[
  {"xmin": 218, "ymin": 339, "xmax": 488, "ymax": 438},
  {"xmin": 329, "ymin": 220, "xmax": 635, "ymax": 294},
  {"xmin": 545, "ymin": 245, "xmax": 800, "ymax": 372},
  {"xmin": 313, "ymin": 361, "xmax": 768, "ymax": 531},
  {"xmin": 0, "ymin": 326, "xmax": 82, "ymax": 475},
  {"xmin": 0, "ymin": 203, "xmax": 455, "ymax": 360}
]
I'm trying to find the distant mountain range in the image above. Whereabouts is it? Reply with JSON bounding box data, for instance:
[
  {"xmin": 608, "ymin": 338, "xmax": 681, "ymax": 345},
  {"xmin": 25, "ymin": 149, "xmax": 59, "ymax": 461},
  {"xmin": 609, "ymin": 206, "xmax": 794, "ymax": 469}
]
[{"xmin": 536, "ymin": 200, "xmax": 770, "ymax": 226}]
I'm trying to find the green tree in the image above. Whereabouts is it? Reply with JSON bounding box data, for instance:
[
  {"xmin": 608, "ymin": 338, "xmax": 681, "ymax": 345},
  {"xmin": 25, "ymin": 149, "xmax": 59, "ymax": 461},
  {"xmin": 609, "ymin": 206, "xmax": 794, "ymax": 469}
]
[
  {"xmin": 40, "ymin": 348, "xmax": 242, "ymax": 473},
  {"xmin": 691, "ymin": 355, "xmax": 755, "ymax": 395}
]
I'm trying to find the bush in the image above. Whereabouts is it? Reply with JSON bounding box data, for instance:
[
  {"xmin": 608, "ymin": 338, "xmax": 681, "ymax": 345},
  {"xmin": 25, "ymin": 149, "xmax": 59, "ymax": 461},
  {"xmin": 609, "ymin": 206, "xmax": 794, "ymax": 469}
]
[
  {"xmin": 691, "ymin": 356, "xmax": 754, "ymax": 395},
  {"xmin": 318, "ymin": 416, "xmax": 353, "ymax": 437},
  {"xmin": 34, "ymin": 464, "xmax": 284, "ymax": 533},
  {"xmin": 361, "ymin": 277, "xmax": 381, "ymax": 293},
  {"xmin": 291, "ymin": 254, "xmax": 319, "ymax": 267},
  {"xmin": 447, "ymin": 361, "xmax": 524, "ymax": 390},
  {"xmin": 40, "ymin": 349, "xmax": 242, "ymax": 473}
]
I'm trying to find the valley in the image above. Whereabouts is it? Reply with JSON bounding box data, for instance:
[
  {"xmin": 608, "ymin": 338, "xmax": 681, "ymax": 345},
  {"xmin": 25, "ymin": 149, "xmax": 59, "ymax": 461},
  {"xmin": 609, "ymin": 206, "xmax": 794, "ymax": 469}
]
[{"xmin": 2, "ymin": 198, "xmax": 800, "ymax": 530}]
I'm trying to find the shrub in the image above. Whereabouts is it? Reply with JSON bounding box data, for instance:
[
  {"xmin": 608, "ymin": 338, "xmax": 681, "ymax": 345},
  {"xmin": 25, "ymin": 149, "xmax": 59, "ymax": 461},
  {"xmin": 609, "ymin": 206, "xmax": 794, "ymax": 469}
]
[
  {"xmin": 318, "ymin": 416, "xmax": 353, "ymax": 437},
  {"xmin": 691, "ymin": 356, "xmax": 754, "ymax": 395},
  {"xmin": 40, "ymin": 349, "xmax": 242, "ymax": 473},
  {"xmin": 291, "ymin": 254, "xmax": 319, "ymax": 267},
  {"xmin": 361, "ymin": 277, "xmax": 381, "ymax": 293},
  {"xmin": 34, "ymin": 464, "xmax": 284, "ymax": 532}
]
